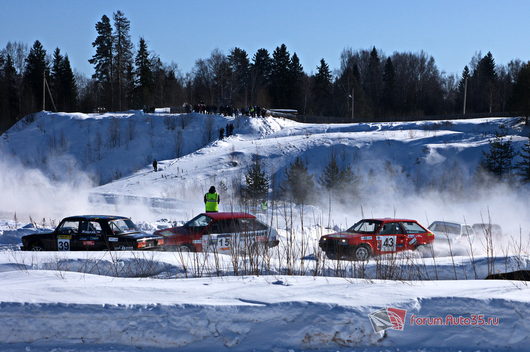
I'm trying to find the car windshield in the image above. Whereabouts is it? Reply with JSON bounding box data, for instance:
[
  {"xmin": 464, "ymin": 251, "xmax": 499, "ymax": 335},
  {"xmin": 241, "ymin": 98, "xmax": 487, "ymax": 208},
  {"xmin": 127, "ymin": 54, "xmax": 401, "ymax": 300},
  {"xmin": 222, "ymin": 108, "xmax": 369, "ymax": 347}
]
[
  {"xmin": 346, "ymin": 220, "xmax": 382, "ymax": 234},
  {"xmin": 184, "ymin": 214, "xmax": 213, "ymax": 228},
  {"xmin": 109, "ymin": 219, "xmax": 138, "ymax": 234}
]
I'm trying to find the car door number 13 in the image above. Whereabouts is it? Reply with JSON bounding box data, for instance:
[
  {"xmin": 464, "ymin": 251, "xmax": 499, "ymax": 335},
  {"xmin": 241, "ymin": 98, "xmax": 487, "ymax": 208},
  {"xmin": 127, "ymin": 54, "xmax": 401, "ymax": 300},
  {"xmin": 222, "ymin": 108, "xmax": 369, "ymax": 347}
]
[
  {"xmin": 377, "ymin": 235, "xmax": 396, "ymax": 251},
  {"xmin": 57, "ymin": 238, "xmax": 71, "ymax": 251}
]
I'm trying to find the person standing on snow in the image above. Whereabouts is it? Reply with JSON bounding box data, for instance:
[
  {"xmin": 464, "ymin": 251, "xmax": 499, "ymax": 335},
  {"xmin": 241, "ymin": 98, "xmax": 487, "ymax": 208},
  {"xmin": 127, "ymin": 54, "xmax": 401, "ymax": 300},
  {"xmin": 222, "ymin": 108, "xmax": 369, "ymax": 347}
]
[
  {"xmin": 204, "ymin": 186, "xmax": 220, "ymax": 212},
  {"xmin": 152, "ymin": 159, "xmax": 158, "ymax": 172}
]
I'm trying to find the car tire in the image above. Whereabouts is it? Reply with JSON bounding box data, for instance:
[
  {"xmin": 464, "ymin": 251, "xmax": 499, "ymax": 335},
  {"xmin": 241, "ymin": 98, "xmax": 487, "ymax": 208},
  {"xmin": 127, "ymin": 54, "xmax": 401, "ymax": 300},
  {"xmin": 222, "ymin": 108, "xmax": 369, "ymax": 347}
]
[
  {"xmin": 168, "ymin": 245, "xmax": 194, "ymax": 252},
  {"xmin": 352, "ymin": 244, "xmax": 371, "ymax": 261},
  {"xmin": 30, "ymin": 242, "xmax": 45, "ymax": 251}
]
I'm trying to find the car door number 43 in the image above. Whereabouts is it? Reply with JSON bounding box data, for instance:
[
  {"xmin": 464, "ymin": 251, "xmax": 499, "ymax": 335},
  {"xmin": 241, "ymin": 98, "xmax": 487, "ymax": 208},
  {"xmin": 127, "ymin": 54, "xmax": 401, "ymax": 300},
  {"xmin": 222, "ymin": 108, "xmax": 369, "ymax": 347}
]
[
  {"xmin": 377, "ymin": 236, "xmax": 396, "ymax": 251},
  {"xmin": 57, "ymin": 238, "xmax": 70, "ymax": 251}
]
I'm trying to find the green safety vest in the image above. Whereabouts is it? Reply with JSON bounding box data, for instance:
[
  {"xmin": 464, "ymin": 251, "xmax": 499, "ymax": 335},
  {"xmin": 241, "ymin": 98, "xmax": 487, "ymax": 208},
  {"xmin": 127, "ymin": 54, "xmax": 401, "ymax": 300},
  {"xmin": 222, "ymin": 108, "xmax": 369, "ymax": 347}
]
[{"xmin": 205, "ymin": 192, "xmax": 219, "ymax": 212}]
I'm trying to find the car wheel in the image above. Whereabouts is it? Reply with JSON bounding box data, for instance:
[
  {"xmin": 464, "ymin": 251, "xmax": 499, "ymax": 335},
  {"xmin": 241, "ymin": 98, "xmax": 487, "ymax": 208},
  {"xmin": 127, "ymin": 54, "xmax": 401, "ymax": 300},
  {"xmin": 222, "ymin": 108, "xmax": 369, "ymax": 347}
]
[
  {"xmin": 170, "ymin": 245, "xmax": 194, "ymax": 252},
  {"xmin": 353, "ymin": 245, "xmax": 371, "ymax": 261},
  {"xmin": 30, "ymin": 242, "xmax": 44, "ymax": 251}
]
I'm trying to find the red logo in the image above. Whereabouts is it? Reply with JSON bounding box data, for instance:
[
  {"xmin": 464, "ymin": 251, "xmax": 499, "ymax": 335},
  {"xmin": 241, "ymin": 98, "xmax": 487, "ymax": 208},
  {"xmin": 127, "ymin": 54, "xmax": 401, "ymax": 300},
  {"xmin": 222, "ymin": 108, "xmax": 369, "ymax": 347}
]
[{"xmin": 368, "ymin": 307, "xmax": 407, "ymax": 333}]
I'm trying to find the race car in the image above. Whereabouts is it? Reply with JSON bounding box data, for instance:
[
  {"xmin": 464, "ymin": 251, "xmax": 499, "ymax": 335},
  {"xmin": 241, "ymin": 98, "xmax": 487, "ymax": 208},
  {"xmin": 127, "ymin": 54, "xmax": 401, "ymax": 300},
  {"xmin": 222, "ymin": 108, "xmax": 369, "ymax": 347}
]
[
  {"xmin": 319, "ymin": 218, "xmax": 434, "ymax": 260},
  {"xmin": 428, "ymin": 221, "xmax": 475, "ymax": 244},
  {"xmin": 154, "ymin": 212, "xmax": 279, "ymax": 253},
  {"xmin": 21, "ymin": 215, "xmax": 163, "ymax": 251}
]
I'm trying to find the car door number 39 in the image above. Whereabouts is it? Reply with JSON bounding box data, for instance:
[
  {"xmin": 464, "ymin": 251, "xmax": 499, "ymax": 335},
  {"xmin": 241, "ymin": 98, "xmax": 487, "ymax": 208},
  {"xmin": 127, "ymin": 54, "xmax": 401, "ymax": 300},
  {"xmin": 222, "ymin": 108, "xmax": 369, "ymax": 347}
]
[
  {"xmin": 57, "ymin": 238, "xmax": 70, "ymax": 251},
  {"xmin": 377, "ymin": 236, "xmax": 396, "ymax": 251}
]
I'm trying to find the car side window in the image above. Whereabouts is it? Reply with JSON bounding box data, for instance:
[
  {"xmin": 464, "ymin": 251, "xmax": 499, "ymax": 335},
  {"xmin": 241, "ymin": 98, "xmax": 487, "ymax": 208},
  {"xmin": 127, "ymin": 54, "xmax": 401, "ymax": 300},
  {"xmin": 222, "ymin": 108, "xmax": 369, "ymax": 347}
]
[
  {"xmin": 209, "ymin": 220, "xmax": 238, "ymax": 234},
  {"xmin": 238, "ymin": 218, "xmax": 268, "ymax": 231},
  {"xmin": 402, "ymin": 221, "xmax": 426, "ymax": 234},
  {"xmin": 379, "ymin": 222, "xmax": 402, "ymax": 235},
  {"xmin": 58, "ymin": 221, "xmax": 80, "ymax": 234},
  {"xmin": 80, "ymin": 221, "xmax": 103, "ymax": 235}
]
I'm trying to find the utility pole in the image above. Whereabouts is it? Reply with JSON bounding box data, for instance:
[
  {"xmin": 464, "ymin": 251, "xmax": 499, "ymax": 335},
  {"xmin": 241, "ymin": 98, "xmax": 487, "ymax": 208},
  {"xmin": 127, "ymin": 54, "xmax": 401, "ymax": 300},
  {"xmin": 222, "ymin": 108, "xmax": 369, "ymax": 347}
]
[
  {"xmin": 463, "ymin": 76, "xmax": 468, "ymax": 115},
  {"xmin": 348, "ymin": 87, "xmax": 355, "ymax": 121},
  {"xmin": 42, "ymin": 69, "xmax": 46, "ymax": 111},
  {"xmin": 349, "ymin": 87, "xmax": 355, "ymax": 120}
]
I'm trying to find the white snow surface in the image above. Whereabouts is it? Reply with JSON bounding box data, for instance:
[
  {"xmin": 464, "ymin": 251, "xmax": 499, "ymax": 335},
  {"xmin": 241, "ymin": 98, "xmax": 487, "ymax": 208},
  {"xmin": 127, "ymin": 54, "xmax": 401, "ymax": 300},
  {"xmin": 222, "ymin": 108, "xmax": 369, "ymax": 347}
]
[{"xmin": 0, "ymin": 269, "xmax": 529, "ymax": 352}]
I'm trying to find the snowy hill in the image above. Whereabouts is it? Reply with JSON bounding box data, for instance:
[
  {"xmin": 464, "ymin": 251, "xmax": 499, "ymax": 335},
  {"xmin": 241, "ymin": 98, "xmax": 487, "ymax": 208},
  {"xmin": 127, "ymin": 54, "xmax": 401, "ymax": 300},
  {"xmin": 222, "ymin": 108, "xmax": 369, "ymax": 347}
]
[{"xmin": 2, "ymin": 111, "xmax": 528, "ymax": 231}]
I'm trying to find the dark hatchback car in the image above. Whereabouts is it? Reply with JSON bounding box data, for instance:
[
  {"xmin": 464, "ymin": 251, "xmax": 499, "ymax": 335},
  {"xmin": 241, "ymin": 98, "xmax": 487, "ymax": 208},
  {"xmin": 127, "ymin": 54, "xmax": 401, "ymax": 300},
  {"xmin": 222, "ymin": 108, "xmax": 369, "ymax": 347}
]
[
  {"xmin": 21, "ymin": 215, "xmax": 163, "ymax": 251},
  {"xmin": 154, "ymin": 212, "xmax": 279, "ymax": 253}
]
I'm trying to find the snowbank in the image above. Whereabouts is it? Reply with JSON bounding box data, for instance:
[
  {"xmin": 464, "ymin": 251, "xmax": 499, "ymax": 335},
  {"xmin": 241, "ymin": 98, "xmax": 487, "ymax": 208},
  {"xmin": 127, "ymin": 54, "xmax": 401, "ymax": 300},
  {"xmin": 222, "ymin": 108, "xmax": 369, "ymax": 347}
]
[{"xmin": 0, "ymin": 271, "xmax": 528, "ymax": 351}]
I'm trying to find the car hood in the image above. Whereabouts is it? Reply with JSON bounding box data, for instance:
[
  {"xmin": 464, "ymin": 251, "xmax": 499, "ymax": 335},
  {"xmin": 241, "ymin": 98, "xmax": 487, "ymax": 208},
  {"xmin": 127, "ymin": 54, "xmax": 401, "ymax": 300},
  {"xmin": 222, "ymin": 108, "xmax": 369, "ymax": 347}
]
[
  {"xmin": 119, "ymin": 232, "xmax": 161, "ymax": 240},
  {"xmin": 155, "ymin": 226, "xmax": 189, "ymax": 237},
  {"xmin": 22, "ymin": 231, "xmax": 55, "ymax": 239},
  {"xmin": 323, "ymin": 232, "xmax": 366, "ymax": 239}
]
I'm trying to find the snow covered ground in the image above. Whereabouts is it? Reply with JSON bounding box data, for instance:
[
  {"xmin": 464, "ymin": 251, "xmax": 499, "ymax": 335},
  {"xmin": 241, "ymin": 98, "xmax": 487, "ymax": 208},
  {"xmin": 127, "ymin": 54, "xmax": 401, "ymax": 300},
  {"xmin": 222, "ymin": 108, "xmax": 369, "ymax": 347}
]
[
  {"xmin": 1, "ymin": 111, "xmax": 529, "ymax": 350},
  {"xmin": 0, "ymin": 270, "xmax": 529, "ymax": 352}
]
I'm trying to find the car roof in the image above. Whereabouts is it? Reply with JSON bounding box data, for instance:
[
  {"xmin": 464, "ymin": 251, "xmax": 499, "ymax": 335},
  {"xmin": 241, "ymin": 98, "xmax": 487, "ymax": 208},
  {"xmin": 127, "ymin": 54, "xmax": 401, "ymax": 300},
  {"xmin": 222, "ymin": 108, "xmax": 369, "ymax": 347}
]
[
  {"xmin": 202, "ymin": 212, "xmax": 256, "ymax": 220},
  {"xmin": 363, "ymin": 218, "xmax": 418, "ymax": 223},
  {"xmin": 430, "ymin": 221, "xmax": 463, "ymax": 226},
  {"xmin": 62, "ymin": 215, "xmax": 129, "ymax": 221}
]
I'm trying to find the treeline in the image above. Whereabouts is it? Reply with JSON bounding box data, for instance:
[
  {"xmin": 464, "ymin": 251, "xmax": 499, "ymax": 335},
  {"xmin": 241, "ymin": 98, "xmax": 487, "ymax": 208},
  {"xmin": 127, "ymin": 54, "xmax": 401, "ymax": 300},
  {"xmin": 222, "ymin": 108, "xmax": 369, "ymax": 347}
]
[{"xmin": 2, "ymin": 9, "xmax": 530, "ymax": 134}]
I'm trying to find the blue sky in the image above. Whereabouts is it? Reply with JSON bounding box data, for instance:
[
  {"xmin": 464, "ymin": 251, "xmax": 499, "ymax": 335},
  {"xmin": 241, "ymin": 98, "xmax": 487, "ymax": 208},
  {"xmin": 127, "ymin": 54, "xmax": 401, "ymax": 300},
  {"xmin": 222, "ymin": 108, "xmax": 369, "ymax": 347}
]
[{"xmin": 1, "ymin": 0, "xmax": 529, "ymax": 77}]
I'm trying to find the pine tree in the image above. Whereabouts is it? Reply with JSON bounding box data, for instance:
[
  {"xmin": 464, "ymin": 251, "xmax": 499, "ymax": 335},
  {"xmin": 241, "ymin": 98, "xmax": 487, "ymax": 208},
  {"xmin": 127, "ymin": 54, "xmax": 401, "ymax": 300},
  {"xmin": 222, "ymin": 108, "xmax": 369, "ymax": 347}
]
[
  {"xmin": 312, "ymin": 58, "xmax": 333, "ymax": 116},
  {"xmin": 270, "ymin": 44, "xmax": 291, "ymax": 108},
  {"xmin": 473, "ymin": 52, "xmax": 497, "ymax": 113},
  {"xmin": 515, "ymin": 135, "xmax": 530, "ymax": 183},
  {"xmin": 250, "ymin": 48, "xmax": 272, "ymax": 106},
  {"xmin": 23, "ymin": 40, "xmax": 48, "ymax": 112},
  {"xmin": 49, "ymin": 49, "xmax": 77, "ymax": 112},
  {"xmin": 382, "ymin": 57, "xmax": 396, "ymax": 116},
  {"xmin": 60, "ymin": 55, "xmax": 77, "ymax": 111},
  {"xmin": 113, "ymin": 10, "xmax": 133, "ymax": 111},
  {"xmin": 456, "ymin": 65, "xmax": 471, "ymax": 113},
  {"xmin": 50, "ymin": 48, "xmax": 64, "ymax": 110},
  {"xmin": 24, "ymin": 40, "xmax": 49, "ymax": 112},
  {"xmin": 320, "ymin": 154, "xmax": 341, "ymax": 190},
  {"xmin": 0, "ymin": 54, "xmax": 6, "ymax": 130},
  {"xmin": 511, "ymin": 62, "xmax": 530, "ymax": 125},
  {"xmin": 320, "ymin": 153, "xmax": 359, "ymax": 195},
  {"xmin": 283, "ymin": 157, "xmax": 314, "ymax": 204},
  {"xmin": 244, "ymin": 155, "xmax": 270, "ymax": 201},
  {"xmin": 228, "ymin": 47, "xmax": 250, "ymax": 107},
  {"xmin": 288, "ymin": 53, "xmax": 305, "ymax": 111},
  {"xmin": 89, "ymin": 14, "xmax": 114, "ymax": 110},
  {"xmin": 3, "ymin": 54, "xmax": 20, "ymax": 125},
  {"xmin": 133, "ymin": 37, "xmax": 154, "ymax": 108},
  {"xmin": 480, "ymin": 127, "xmax": 515, "ymax": 179},
  {"xmin": 365, "ymin": 47, "xmax": 382, "ymax": 116}
]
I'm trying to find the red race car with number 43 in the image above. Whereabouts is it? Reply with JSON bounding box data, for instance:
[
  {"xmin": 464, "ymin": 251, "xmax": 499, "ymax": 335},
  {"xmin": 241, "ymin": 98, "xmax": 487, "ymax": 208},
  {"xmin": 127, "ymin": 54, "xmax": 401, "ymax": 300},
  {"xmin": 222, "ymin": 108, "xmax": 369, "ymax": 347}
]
[{"xmin": 319, "ymin": 218, "xmax": 434, "ymax": 260}]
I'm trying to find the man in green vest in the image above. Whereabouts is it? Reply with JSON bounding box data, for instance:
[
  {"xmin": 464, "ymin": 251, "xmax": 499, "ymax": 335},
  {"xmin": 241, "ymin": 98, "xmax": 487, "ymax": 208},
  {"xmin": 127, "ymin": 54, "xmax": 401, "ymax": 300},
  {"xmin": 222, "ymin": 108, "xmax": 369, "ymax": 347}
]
[{"xmin": 204, "ymin": 186, "xmax": 220, "ymax": 212}]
